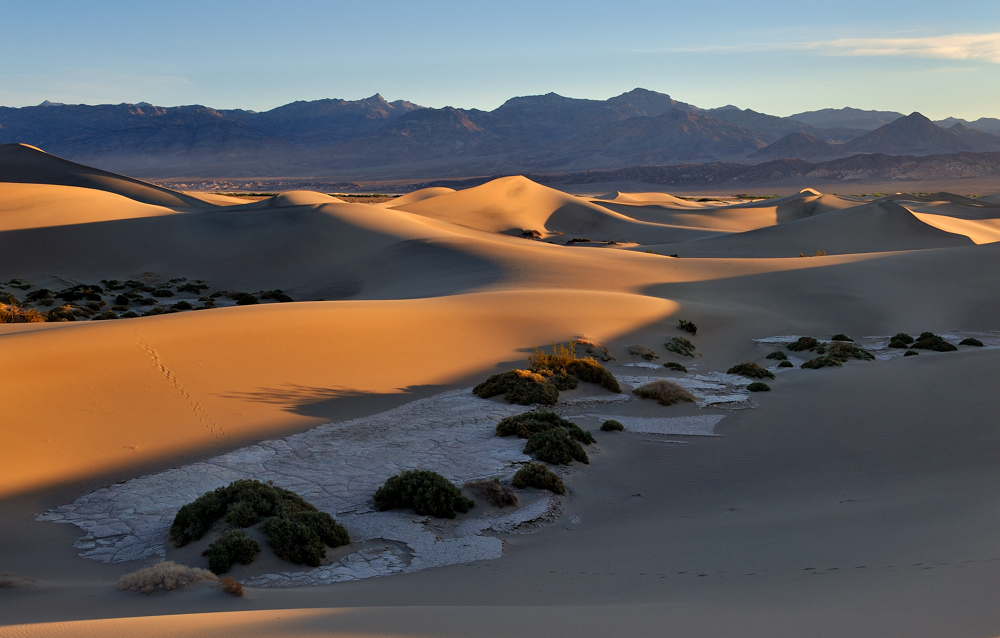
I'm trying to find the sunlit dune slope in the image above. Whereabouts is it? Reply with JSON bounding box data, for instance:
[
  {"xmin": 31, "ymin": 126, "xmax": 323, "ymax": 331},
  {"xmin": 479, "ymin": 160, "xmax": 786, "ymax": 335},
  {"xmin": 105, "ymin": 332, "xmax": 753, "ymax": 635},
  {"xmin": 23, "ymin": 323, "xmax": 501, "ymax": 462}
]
[
  {"xmin": 0, "ymin": 143, "xmax": 208, "ymax": 208},
  {"xmin": 385, "ymin": 187, "xmax": 456, "ymax": 207},
  {"xmin": 0, "ymin": 291, "xmax": 676, "ymax": 497},
  {"xmin": 0, "ymin": 183, "xmax": 185, "ymax": 231}
]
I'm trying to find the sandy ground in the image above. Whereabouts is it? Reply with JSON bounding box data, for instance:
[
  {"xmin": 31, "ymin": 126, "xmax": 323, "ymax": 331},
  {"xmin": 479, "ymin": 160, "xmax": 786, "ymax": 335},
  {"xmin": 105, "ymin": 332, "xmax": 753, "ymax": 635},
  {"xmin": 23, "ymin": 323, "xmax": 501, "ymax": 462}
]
[{"xmin": 2, "ymin": 144, "xmax": 1000, "ymax": 637}]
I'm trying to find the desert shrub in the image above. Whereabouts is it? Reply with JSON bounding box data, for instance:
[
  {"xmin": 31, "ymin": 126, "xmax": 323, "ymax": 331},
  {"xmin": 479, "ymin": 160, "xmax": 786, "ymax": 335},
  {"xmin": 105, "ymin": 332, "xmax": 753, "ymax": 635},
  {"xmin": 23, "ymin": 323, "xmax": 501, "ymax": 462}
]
[
  {"xmin": 261, "ymin": 517, "xmax": 327, "ymax": 567},
  {"xmin": 0, "ymin": 303, "xmax": 45, "ymax": 323},
  {"xmin": 231, "ymin": 292, "xmax": 259, "ymax": 306},
  {"xmin": 888, "ymin": 340, "xmax": 909, "ymax": 349},
  {"xmin": 224, "ymin": 501, "xmax": 260, "ymax": 528},
  {"xmin": 567, "ymin": 237, "xmax": 592, "ymax": 243},
  {"xmin": 663, "ymin": 361, "xmax": 687, "ymax": 372},
  {"xmin": 56, "ymin": 284, "xmax": 103, "ymax": 302},
  {"xmin": 904, "ymin": 350, "xmax": 919, "ymax": 357},
  {"xmin": 778, "ymin": 360, "xmax": 794, "ymax": 368},
  {"xmin": 473, "ymin": 369, "xmax": 559, "ymax": 405},
  {"xmin": 0, "ymin": 572, "xmax": 36, "ymax": 588},
  {"xmin": 678, "ymin": 319, "xmax": 698, "ymax": 335},
  {"xmin": 633, "ymin": 379, "xmax": 696, "ymax": 406},
  {"xmin": 0, "ymin": 292, "xmax": 18, "ymax": 305},
  {"xmin": 628, "ymin": 345, "xmax": 658, "ymax": 361},
  {"xmin": 122, "ymin": 311, "xmax": 140, "ymax": 318},
  {"xmin": 826, "ymin": 341, "xmax": 875, "ymax": 361},
  {"xmin": 911, "ymin": 333, "xmax": 958, "ymax": 352},
  {"xmin": 727, "ymin": 361, "xmax": 775, "ymax": 379},
  {"xmin": 152, "ymin": 289, "xmax": 174, "ymax": 298},
  {"xmin": 565, "ymin": 358, "xmax": 621, "ymax": 393},
  {"xmin": 173, "ymin": 300, "xmax": 194, "ymax": 310},
  {"xmin": 495, "ymin": 411, "xmax": 595, "ymax": 444},
  {"xmin": 524, "ymin": 428, "xmax": 589, "ymax": 465},
  {"xmin": 373, "ymin": 470, "xmax": 475, "ymax": 518},
  {"xmin": 544, "ymin": 369, "xmax": 580, "ymax": 391},
  {"xmin": 25, "ymin": 289, "xmax": 53, "ymax": 302},
  {"xmin": 960, "ymin": 337, "xmax": 984, "ymax": 347},
  {"xmin": 261, "ymin": 290, "xmax": 294, "ymax": 302},
  {"xmin": 45, "ymin": 305, "xmax": 77, "ymax": 322},
  {"xmin": 787, "ymin": 336, "xmax": 819, "ymax": 352},
  {"xmin": 526, "ymin": 342, "xmax": 620, "ymax": 393},
  {"xmin": 94, "ymin": 310, "xmax": 118, "ymax": 320},
  {"xmin": 465, "ymin": 479, "xmax": 518, "ymax": 507},
  {"xmin": 205, "ymin": 530, "xmax": 261, "ymax": 574},
  {"xmin": 766, "ymin": 351, "xmax": 787, "ymax": 360},
  {"xmin": 830, "ymin": 333, "xmax": 853, "ymax": 342},
  {"xmin": 601, "ymin": 419, "xmax": 624, "ymax": 432},
  {"xmin": 138, "ymin": 297, "xmax": 157, "ymax": 306},
  {"xmin": 891, "ymin": 332, "xmax": 914, "ymax": 344},
  {"xmin": 112, "ymin": 304, "xmax": 129, "ymax": 312},
  {"xmin": 114, "ymin": 294, "xmax": 129, "ymax": 306},
  {"xmin": 801, "ymin": 356, "xmax": 843, "ymax": 369},
  {"xmin": 665, "ymin": 337, "xmax": 697, "ymax": 358},
  {"xmin": 85, "ymin": 300, "xmax": 105, "ymax": 311},
  {"xmin": 177, "ymin": 282, "xmax": 210, "ymax": 294},
  {"xmin": 747, "ymin": 382, "xmax": 771, "ymax": 392},
  {"xmin": 512, "ymin": 463, "xmax": 566, "ymax": 494},
  {"xmin": 115, "ymin": 561, "xmax": 217, "ymax": 594},
  {"xmin": 222, "ymin": 576, "xmax": 243, "ymax": 596}
]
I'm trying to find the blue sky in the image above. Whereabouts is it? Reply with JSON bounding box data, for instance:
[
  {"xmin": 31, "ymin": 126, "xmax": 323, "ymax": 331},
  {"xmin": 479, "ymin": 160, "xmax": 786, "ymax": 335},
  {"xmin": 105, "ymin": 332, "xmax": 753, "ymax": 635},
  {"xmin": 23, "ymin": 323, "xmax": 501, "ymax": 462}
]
[{"xmin": 3, "ymin": 0, "xmax": 999, "ymax": 119}]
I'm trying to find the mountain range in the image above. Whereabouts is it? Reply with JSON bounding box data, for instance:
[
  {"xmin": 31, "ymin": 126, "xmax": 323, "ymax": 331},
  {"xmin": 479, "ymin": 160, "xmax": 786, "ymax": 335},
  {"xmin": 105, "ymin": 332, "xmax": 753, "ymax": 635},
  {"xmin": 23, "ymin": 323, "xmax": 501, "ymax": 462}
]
[{"xmin": 2, "ymin": 89, "xmax": 999, "ymax": 179}]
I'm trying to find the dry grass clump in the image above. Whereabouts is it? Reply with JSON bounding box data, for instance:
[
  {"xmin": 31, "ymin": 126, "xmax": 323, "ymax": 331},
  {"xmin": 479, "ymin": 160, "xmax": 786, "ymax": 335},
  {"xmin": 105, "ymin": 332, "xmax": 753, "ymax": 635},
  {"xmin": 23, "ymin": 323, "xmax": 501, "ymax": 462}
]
[
  {"xmin": 727, "ymin": 361, "xmax": 776, "ymax": 379},
  {"xmin": 465, "ymin": 479, "xmax": 518, "ymax": 507},
  {"xmin": 663, "ymin": 362, "xmax": 687, "ymax": 372},
  {"xmin": 512, "ymin": 463, "xmax": 566, "ymax": 494},
  {"xmin": 601, "ymin": 419, "xmax": 625, "ymax": 432},
  {"xmin": 911, "ymin": 332, "xmax": 958, "ymax": 352},
  {"xmin": 628, "ymin": 345, "xmax": 658, "ymax": 361},
  {"xmin": 0, "ymin": 303, "xmax": 45, "ymax": 323},
  {"xmin": 115, "ymin": 561, "xmax": 217, "ymax": 595},
  {"xmin": 665, "ymin": 337, "xmax": 697, "ymax": 358},
  {"xmin": 473, "ymin": 369, "xmax": 559, "ymax": 405},
  {"xmin": 678, "ymin": 319, "xmax": 698, "ymax": 335},
  {"xmin": 577, "ymin": 338, "xmax": 613, "ymax": 362},
  {"xmin": 632, "ymin": 379, "xmax": 696, "ymax": 406},
  {"xmin": 222, "ymin": 576, "xmax": 243, "ymax": 596},
  {"xmin": 960, "ymin": 337, "xmax": 984, "ymax": 347},
  {"xmin": 527, "ymin": 341, "xmax": 621, "ymax": 393},
  {"xmin": 0, "ymin": 572, "xmax": 36, "ymax": 588},
  {"xmin": 374, "ymin": 470, "xmax": 475, "ymax": 518},
  {"xmin": 801, "ymin": 356, "xmax": 843, "ymax": 369},
  {"xmin": 787, "ymin": 336, "xmax": 820, "ymax": 352},
  {"xmin": 826, "ymin": 341, "xmax": 875, "ymax": 361}
]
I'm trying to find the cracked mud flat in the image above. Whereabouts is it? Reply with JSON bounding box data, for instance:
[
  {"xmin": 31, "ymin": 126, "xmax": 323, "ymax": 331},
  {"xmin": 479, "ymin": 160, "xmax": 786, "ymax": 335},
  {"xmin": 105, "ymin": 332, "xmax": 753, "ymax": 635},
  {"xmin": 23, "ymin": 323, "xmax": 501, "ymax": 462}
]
[{"xmin": 38, "ymin": 390, "xmax": 566, "ymax": 587}]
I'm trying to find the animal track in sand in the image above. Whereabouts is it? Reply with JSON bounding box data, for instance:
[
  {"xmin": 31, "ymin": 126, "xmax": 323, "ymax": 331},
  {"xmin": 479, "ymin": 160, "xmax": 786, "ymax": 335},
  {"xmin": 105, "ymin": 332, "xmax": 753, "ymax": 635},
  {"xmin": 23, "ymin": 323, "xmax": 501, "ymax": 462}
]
[{"xmin": 136, "ymin": 338, "xmax": 224, "ymax": 442}]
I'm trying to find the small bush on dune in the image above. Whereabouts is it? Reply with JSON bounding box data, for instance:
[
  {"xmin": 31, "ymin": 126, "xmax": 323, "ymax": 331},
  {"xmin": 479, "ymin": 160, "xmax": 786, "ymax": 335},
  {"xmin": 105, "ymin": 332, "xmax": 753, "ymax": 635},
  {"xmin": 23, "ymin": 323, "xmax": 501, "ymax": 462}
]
[
  {"xmin": 173, "ymin": 300, "xmax": 194, "ymax": 310},
  {"xmin": 830, "ymin": 334, "xmax": 854, "ymax": 342},
  {"xmin": 904, "ymin": 350, "xmax": 919, "ymax": 357},
  {"xmin": 527, "ymin": 342, "xmax": 620, "ymax": 393},
  {"xmin": 633, "ymin": 379, "xmax": 696, "ymax": 406},
  {"xmin": 512, "ymin": 463, "xmax": 566, "ymax": 494},
  {"xmin": 151, "ymin": 289, "xmax": 174, "ymax": 298},
  {"xmin": 960, "ymin": 337, "xmax": 984, "ymax": 347},
  {"xmin": 628, "ymin": 345, "xmax": 658, "ymax": 361},
  {"xmin": 373, "ymin": 470, "xmax": 475, "ymax": 519},
  {"xmin": 663, "ymin": 361, "xmax": 687, "ymax": 372},
  {"xmin": 911, "ymin": 333, "xmax": 958, "ymax": 352},
  {"xmin": 888, "ymin": 340, "xmax": 909, "ymax": 349},
  {"xmin": 801, "ymin": 356, "xmax": 843, "ymax": 369},
  {"xmin": 747, "ymin": 382, "xmax": 771, "ymax": 392},
  {"xmin": 524, "ymin": 428, "xmax": 589, "ymax": 465},
  {"xmin": 678, "ymin": 319, "xmax": 698, "ymax": 335},
  {"xmin": 465, "ymin": 479, "xmax": 518, "ymax": 507},
  {"xmin": 495, "ymin": 411, "xmax": 595, "ymax": 444},
  {"xmin": 565, "ymin": 358, "xmax": 621, "ymax": 393},
  {"xmin": 205, "ymin": 530, "xmax": 260, "ymax": 574},
  {"xmin": 778, "ymin": 360, "xmax": 794, "ymax": 368},
  {"xmin": 535, "ymin": 368, "xmax": 579, "ymax": 391},
  {"xmin": 892, "ymin": 332, "xmax": 914, "ymax": 344},
  {"xmin": 261, "ymin": 517, "xmax": 327, "ymax": 567},
  {"xmin": 222, "ymin": 576, "xmax": 243, "ymax": 596},
  {"xmin": 601, "ymin": 419, "xmax": 624, "ymax": 432},
  {"xmin": 727, "ymin": 362, "xmax": 775, "ymax": 379},
  {"xmin": 261, "ymin": 290, "xmax": 294, "ymax": 303},
  {"xmin": 115, "ymin": 561, "xmax": 217, "ymax": 594},
  {"xmin": 0, "ymin": 303, "xmax": 45, "ymax": 323},
  {"xmin": 473, "ymin": 369, "xmax": 559, "ymax": 405},
  {"xmin": 826, "ymin": 341, "xmax": 875, "ymax": 361},
  {"xmin": 765, "ymin": 351, "xmax": 787, "ymax": 360},
  {"xmin": 665, "ymin": 337, "xmax": 697, "ymax": 358},
  {"xmin": 787, "ymin": 336, "xmax": 819, "ymax": 352}
]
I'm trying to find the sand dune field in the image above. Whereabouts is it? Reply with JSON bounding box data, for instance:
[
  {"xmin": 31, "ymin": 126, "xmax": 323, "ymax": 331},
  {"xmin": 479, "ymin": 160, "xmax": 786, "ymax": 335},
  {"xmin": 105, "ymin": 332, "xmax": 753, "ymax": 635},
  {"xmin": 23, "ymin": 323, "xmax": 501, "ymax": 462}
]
[{"xmin": 2, "ymin": 143, "xmax": 1000, "ymax": 637}]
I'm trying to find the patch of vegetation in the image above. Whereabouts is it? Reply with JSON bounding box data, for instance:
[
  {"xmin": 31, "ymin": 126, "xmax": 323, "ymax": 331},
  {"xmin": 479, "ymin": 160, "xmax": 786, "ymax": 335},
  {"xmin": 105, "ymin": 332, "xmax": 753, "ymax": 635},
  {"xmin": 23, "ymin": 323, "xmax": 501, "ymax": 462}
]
[
  {"xmin": 94, "ymin": 310, "xmax": 119, "ymax": 320},
  {"xmin": 960, "ymin": 337, "xmax": 984, "ymax": 347},
  {"xmin": 888, "ymin": 339, "xmax": 910, "ymax": 349},
  {"xmin": 373, "ymin": 470, "xmax": 475, "ymax": 518},
  {"xmin": 633, "ymin": 379, "xmax": 696, "ymax": 406},
  {"xmin": 465, "ymin": 479, "xmax": 518, "ymax": 507},
  {"xmin": 524, "ymin": 428, "xmax": 589, "ymax": 465},
  {"xmin": 628, "ymin": 345, "xmax": 658, "ymax": 361},
  {"xmin": 114, "ymin": 561, "xmax": 217, "ymax": 594},
  {"xmin": 0, "ymin": 303, "xmax": 45, "ymax": 323},
  {"xmin": 495, "ymin": 411, "xmax": 595, "ymax": 445},
  {"xmin": 177, "ymin": 282, "xmax": 210, "ymax": 294},
  {"xmin": 45, "ymin": 304, "xmax": 77, "ymax": 322},
  {"xmin": 891, "ymin": 332, "xmax": 914, "ymax": 344},
  {"xmin": 536, "ymin": 368, "xmax": 579, "ymax": 391},
  {"xmin": 826, "ymin": 341, "xmax": 875, "ymax": 361},
  {"xmin": 747, "ymin": 382, "xmax": 771, "ymax": 392},
  {"xmin": 152, "ymin": 289, "xmax": 174, "ymax": 298},
  {"xmin": 663, "ymin": 361, "xmax": 687, "ymax": 372},
  {"xmin": 173, "ymin": 300, "xmax": 194, "ymax": 310},
  {"xmin": 262, "ymin": 514, "xmax": 338, "ymax": 567},
  {"xmin": 512, "ymin": 463, "xmax": 566, "ymax": 494},
  {"xmin": 787, "ymin": 336, "xmax": 820, "ymax": 352},
  {"xmin": 765, "ymin": 351, "xmax": 787, "ymax": 360},
  {"xmin": 911, "ymin": 332, "xmax": 958, "ymax": 352},
  {"xmin": 565, "ymin": 358, "xmax": 621, "ymax": 393},
  {"xmin": 678, "ymin": 319, "xmax": 697, "ymax": 335},
  {"xmin": 799, "ymin": 250, "xmax": 827, "ymax": 257},
  {"xmin": 727, "ymin": 361, "xmax": 775, "ymax": 379},
  {"xmin": 601, "ymin": 419, "xmax": 624, "ymax": 432},
  {"xmin": 222, "ymin": 576, "xmax": 243, "ymax": 596},
  {"xmin": 830, "ymin": 334, "xmax": 853, "ymax": 342},
  {"xmin": 204, "ymin": 530, "xmax": 260, "ymax": 574},
  {"xmin": 778, "ymin": 360, "xmax": 794, "ymax": 368},
  {"xmin": 473, "ymin": 369, "xmax": 559, "ymax": 405},
  {"xmin": 665, "ymin": 337, "xmax": 697, "ymax": 358},
  {"xmin": 528, "ymin": 342, "xmax": 621, "ymax": 393},
  {"xmin": 904, "ymin": 350, "xmax": 919, "ymax": 357},
  {"xmin": 261, "ymin": 290, "xmax": 294, "ymax": 303},
  {"xmin": 567, "ymin": 237, "xmax": 593, "ymax": 243},
  {"xmin": 801, "ymin": 356, "xmax": 844, "ymax": 369}
]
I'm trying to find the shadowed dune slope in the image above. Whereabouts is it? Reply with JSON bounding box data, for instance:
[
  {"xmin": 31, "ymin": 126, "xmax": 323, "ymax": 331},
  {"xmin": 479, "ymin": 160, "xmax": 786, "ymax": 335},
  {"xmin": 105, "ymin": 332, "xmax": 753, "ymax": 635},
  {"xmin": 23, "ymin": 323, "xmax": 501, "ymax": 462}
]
[
  {"xmin": 0, "ymin": 144, "xmax": 208, "ymax": 208},
  {"xmin": 657, "ymin": 200, "xmax": 973, "ymax": 257}
]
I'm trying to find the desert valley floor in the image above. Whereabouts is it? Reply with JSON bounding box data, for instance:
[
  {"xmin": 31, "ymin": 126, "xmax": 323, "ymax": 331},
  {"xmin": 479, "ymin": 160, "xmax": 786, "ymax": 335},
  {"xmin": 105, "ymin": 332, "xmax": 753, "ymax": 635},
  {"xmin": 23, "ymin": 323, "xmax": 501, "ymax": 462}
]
[{"xmin": 2, "ymin": 142, "xmax": 1000, "ymax": 637}]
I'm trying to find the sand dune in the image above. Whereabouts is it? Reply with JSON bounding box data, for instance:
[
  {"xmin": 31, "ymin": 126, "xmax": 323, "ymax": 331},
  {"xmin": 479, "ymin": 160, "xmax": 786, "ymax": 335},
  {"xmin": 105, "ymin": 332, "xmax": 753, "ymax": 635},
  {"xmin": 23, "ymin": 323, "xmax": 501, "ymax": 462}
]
[
  {"xmin": 385, "ymin": 186, "xmax": 455, "ymax": 207},
  {"xmin": 0, "ymin": 183, "xmax": 183, "ymax": 231},
  {"xmin": 910, "ymin": 212, "xmax": 1000, "ymax": 244}
]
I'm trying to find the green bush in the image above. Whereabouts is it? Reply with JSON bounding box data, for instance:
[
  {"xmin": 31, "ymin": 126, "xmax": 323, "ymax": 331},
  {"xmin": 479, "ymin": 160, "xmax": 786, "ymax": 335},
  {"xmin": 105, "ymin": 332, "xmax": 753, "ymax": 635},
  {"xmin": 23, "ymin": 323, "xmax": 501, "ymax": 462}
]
[
  {"xmin": 495, "ymin": 411, "xmax": 595, "ymax": 444},
  {"xmin": 891, "ymin": 332, "xmax": 914, "ymax": 344},
  {"xmin": 261, "ymin": 290, "xmax": 294, "ymax": 303},
  {"xmin": 747, "ymin": 382, "xmax": 771, "ymax": 392},
  {"xmin": 540, "ymin": 369, "xmax": 579, "ymax": 391},
  {"xmin": 778, "ymin": 360, "xmax": 794, "ymax": 368},
  {"xmin": 904, "ymin": 350, "xmax": 919, "ymax": 357},
  {"xmin": 261, "ymin": 517, "xmax": 327, "ymax": 566},
  {"xmin": 801, "ymin": 356, "xmax": 843, "ymax": 369},
  {"xmin": 665, "ymin": 337, "xmax": 697, "ymax": 358},
  {"xmin": 524, "ymin": 428, "xmax": 589, "ymax": 465},
  {"xmin": 888, "ymin": 340, "xmax": 909, "ymax": 349},
  {"xmin": 204, "ymin": 530, "xmax": 260, "ymax": 574},
  {"xmin": 473, "ymin": 369, "xmax": 559, "ymax": 405},
  {"xmin": 46, "ymin": 305, "xmax": 77, "ymax": 322},
  {"xmin": 511, "ymin": 463, "xmax": 566, "ymax": 494},
  {"xmin": 173, "ymin": 300, "xmax": 194, "ymax": 310},
  {"xmin": 633, "ymin": 379, "xmax": 696, "ymax": 406},
  {"xmin": 960, "ymin": 337, "xmax": 984, "ymax": 347},
  {"xmin": 373, "ymin": 470, "xmax": 474, "ymax": 518},
  {"xmin": 601, "ymin": 419, "xmax": 624, "ymax": 432},
  {"xmin": 663, "ymin": 361, "xmax": 687, "ymax": 372},
  {"xmin": 727, "ymin": 362, "xmax": 775, "ymax": 379},
  {"xmin": 911, "ymin": 333, "xmax": 958, "ymax": 352},
  {"xmin": 826, "ymin": 341, "xmax": 875, "ymax": 361},
  {"xmin": 152, "ymin": 289, "xmax": 174, "ymax": 298},
  {"xmin": 678, "ymin": 319, "xmax": 698, "ymax": 335},
  {"xmin": 628, "ymin": 345, "xmax": 658, "ymax": 361},
  {"xmin": 765, "ymin": 351, "xmax": 787, "ymax": 360},
  {"xmin": 830, "ymin": 334, "xmax": 853, "ymax": 342},
  {"xmin": 564, "ymin": 358, "xmax": 621, "ymax": 393},
  {"xmin": 787, "ymin": 336, "xmax": 819, "ymax": 351}
]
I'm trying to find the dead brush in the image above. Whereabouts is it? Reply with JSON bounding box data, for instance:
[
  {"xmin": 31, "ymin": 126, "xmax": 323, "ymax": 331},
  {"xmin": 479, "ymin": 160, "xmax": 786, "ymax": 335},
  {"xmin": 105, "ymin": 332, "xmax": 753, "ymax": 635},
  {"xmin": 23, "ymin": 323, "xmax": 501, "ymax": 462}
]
[
  {"xmin": 0, "ymin": 303, "xmax": 45, "ymax": 323},
  {"xmin": 222, "ymin": 576, "xmax": 244, "ymax": 596},
  {"xmin": 464, "ymin": 479, "xmax": 519, "ymax": 507},
  {"xmin": 115, "ymin": 561, "xmax": 218, "ymax": 595},
  {"xmin": 632, "ymin": 379, "xmax": 696, "ymax": 406}
]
